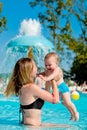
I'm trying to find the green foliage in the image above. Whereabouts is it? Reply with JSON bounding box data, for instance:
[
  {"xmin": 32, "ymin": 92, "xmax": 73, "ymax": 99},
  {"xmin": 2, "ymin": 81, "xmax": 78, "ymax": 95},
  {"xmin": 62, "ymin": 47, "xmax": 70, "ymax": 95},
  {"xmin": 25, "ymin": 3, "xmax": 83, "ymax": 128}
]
[
  {"xmin": 29, "ymin": 0, "xmax": 73, "ymax": 45},
  {"xmin": 71, "ymin": 55, "xmax": 87, "ymax": 84},
  {"xmin": 71, "ymin": 41, "xmax": 87, "ymax": 83},
  {"xmin": 0, "ymin": 2, "xmax": 7, "ymax": 33},
  {"xmin": 71, "ymin": 4, "xmax": 87, "ymax": 83},
  {"xmin": 29, "ymin": 1, "xmax": 85, "ymax": 55},
  {"xmin": 29, "ymin": 0, "xmax": 87, "ymax": 82}
]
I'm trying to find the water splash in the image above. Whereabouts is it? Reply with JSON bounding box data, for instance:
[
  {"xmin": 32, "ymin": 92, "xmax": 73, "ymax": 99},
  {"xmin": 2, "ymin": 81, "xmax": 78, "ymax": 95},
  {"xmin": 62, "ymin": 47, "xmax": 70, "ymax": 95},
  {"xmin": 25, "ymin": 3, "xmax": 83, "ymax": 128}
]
[
  {"xmin": 0, "ymin": 19, "xmax": 55, "ymax": 74},
  {"xmin": 19, "ymin": 18, "xmax": 41, "ymax": 36}
]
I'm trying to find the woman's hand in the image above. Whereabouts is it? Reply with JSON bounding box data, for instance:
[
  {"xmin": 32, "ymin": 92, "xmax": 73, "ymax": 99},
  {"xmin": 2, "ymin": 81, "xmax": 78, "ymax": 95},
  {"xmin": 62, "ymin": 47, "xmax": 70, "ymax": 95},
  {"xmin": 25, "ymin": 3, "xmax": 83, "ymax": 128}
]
[{"xmin": 51, "ymin": 79, "xmax": 60, "ymax": 103}]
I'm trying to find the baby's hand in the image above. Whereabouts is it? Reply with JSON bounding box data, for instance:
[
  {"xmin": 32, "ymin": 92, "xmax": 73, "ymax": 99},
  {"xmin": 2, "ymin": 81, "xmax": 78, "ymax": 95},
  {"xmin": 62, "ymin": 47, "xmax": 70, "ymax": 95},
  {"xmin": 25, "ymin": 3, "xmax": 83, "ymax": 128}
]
[
  {"xmin": 39, "ymin": 75, "xmax": 47, "ymax": 81},
  {"xmin": 36, "ymin": 73, "xmax": 39, "ymax": 77}
]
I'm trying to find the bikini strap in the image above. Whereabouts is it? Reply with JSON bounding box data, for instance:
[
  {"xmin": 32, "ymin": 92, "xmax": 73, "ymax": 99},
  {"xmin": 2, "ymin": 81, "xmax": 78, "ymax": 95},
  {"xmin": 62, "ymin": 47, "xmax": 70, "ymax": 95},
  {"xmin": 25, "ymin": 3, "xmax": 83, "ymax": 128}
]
[{"xmin": 19, "ymin": 105, "xmax": 25, "ymax": 124}]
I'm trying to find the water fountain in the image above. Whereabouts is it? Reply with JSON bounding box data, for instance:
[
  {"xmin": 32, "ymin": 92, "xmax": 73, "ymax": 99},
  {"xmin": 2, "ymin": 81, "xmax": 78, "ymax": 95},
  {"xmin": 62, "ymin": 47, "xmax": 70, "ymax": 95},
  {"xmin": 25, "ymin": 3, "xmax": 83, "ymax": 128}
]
[
  {"xmin": 0, "ymin": 19, "xmax": 85, "ymax": 130},
  {"xmin": 0, "ymin": 19, "xmax": 55, "ymax": 74}
]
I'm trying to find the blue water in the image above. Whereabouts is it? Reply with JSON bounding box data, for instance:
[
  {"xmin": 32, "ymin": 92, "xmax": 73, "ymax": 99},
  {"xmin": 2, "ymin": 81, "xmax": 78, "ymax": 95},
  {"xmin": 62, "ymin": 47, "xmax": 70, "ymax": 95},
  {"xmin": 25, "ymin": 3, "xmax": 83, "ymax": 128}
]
[{"xmin": 0, "ymin": 93, "xmax": 87, "ymax": 130}]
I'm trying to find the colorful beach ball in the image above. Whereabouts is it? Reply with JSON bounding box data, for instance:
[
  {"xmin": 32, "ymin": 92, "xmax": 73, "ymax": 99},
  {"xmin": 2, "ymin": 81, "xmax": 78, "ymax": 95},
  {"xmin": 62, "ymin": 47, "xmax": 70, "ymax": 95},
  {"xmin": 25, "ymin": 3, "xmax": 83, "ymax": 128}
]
[{"xmin": 71, "ymin": 91, "xmax": 80, "ymax": 100}]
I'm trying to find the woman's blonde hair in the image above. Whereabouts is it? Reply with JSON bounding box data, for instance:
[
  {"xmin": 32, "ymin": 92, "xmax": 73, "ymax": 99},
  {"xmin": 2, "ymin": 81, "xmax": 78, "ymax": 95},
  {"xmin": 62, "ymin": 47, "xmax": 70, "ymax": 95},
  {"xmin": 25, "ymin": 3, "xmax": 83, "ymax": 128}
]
[
  {"xmin": 4, "ymin": 58, "xmax": 35, "ymax": 97},
  {"xmin": 44, "ymin": 52, "xmax": 59, "ymax": 64}
]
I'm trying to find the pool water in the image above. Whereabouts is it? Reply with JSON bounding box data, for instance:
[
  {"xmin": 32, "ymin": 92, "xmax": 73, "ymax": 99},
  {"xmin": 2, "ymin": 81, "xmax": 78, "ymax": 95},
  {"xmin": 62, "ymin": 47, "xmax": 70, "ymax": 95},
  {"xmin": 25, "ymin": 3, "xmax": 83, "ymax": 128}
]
[{"xmin": 0, "ymin": 93, "xmax": 87, "ymax": 130}]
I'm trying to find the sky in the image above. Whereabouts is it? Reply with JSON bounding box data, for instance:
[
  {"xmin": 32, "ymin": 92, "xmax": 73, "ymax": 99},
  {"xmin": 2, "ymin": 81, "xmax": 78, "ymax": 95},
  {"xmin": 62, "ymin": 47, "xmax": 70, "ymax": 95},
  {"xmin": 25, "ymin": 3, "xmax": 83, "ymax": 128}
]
[
  {"xmin": 0, "ymin": 0, "xmax": 83, "ymax": 71},
  {"xmin": 0, "ymin": 0, "xmax": 82, "ymax": 45},
  {"xmin": 0, "ymin": 0, "xmax": 40, "ymax": 46}
]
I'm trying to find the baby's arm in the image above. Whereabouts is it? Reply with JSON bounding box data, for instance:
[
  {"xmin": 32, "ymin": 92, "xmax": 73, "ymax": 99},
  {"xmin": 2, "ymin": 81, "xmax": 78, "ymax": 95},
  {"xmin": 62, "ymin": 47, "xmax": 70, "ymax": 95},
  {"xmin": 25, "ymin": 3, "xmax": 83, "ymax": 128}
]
[{"xmin": 39, "ymin": 68, "xmax": 60, "ymax": 81}]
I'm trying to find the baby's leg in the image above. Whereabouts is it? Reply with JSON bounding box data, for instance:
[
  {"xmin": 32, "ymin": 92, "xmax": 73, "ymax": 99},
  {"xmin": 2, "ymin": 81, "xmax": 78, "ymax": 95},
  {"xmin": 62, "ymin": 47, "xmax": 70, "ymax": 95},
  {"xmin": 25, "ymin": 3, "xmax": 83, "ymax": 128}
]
[
  {"xmin": 62, "ymin": 92, "xmax": 79, "ymax": 121},
  {"xmin": 62, "ymin": 101, "xmax": 74, "ymax": 120}
]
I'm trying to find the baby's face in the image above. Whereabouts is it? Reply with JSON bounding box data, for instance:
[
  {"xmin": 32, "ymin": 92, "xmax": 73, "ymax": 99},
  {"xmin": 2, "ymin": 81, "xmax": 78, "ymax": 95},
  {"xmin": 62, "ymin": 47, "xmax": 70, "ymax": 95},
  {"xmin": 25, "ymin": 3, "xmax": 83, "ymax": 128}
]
[{"xmin": 45, "ymin": 57, "xmax": 57, "ymax": 71}]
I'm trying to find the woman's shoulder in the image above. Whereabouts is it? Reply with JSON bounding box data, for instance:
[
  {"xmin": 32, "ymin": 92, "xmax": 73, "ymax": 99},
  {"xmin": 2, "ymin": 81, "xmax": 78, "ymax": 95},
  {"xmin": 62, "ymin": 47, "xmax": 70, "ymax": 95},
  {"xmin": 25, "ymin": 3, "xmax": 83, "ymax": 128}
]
[
  {"xmin": 27, "ymin": 83, "xmax": 36, "ymax": 87},
  {"xmin": 26, "ymin": 83, "xmax": 39, "ymax": 89},
  {"xmin": 20, "ymin": 83, "xmax": 38, "ymax": 95},
  {"xmin": 25, "ymin": 83, "xmax": 42, "ymax": 95},
  {"xmin": 22, "ymin": 83, "xmax": 36, "ymax": 89}
]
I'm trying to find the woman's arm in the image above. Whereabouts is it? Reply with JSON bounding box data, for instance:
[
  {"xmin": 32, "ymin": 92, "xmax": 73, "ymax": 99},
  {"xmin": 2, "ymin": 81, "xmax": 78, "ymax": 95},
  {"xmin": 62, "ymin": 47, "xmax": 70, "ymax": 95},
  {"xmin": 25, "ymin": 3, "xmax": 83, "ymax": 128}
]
[
  {"xmin": 31, "ymin": 80, "xmax": 59, "ymax": 104},
  {"xmin": 51, "ymin": 80, "xmax": 59, "ymax": 103}
]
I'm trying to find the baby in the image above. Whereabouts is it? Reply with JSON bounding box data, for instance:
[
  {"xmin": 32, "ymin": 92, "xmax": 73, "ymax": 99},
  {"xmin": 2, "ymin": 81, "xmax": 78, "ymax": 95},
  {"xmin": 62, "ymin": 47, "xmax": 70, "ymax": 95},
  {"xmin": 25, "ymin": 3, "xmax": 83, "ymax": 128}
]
[{"xmin": 38, "ymin": 52, "xmax": 79, "ymax": 121}]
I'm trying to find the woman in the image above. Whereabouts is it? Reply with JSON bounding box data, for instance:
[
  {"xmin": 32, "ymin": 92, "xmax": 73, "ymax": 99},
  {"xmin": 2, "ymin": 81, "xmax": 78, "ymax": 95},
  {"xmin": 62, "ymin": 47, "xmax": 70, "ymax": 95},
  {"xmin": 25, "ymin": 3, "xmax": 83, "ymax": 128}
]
[{"xmin": 4, "ymin": 57, "xmax": 59, "ymax": 126}]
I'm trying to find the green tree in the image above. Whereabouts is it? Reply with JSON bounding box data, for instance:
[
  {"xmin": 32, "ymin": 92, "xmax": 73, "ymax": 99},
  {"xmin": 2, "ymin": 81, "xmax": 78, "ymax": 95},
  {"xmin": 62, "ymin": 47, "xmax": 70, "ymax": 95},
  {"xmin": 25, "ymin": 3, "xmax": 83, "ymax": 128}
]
[
  {"xmin": 29, "ymin": 0, "xmax": 87, "ymax": 83},
  {"xmin": 70, "ymin": 4, "xmax": 87, "ymax": 83},
  {"xmin": 0, "ymin": 2, "xmax": 6, "ymax": 33},
  {"xmin": 71, "ymin": 38, "xmax": 87, "ymax": 84},
  {"xmin": 29, "ymin": 0, "xmax": 73, "ymax": 50},
  {"xmin": 29, "ymin": 0, "xmax": 86, "ymax": 64},
  {"xmin": 71, "ymin": 54, "xmax": 87, "ymax": 84}
]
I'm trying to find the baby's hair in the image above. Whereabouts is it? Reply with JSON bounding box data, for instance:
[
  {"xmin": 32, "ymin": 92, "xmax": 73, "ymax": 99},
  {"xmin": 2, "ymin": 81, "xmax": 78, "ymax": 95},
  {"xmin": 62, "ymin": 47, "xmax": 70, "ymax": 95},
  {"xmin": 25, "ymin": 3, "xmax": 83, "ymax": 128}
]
[{"xmin": 44, "ymin": 52, "xmax": 59, "ymax": 64}]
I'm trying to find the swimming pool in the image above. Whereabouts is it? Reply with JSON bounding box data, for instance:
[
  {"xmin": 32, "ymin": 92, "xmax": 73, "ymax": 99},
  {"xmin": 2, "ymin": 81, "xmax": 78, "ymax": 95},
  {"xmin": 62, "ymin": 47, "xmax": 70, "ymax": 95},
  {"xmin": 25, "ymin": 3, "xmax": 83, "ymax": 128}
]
[{"xmin": 0, "ymin": 92, "xmax": 87, "ymax": 130}]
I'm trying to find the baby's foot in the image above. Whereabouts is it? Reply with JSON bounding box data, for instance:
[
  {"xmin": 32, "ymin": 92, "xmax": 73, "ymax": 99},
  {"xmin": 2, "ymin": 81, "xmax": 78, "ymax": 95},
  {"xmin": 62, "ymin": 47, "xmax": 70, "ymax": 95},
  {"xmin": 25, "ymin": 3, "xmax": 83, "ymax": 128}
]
[{"xmin": 74, "ymin": 112, "xmax": 79, "ymax": 121}]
